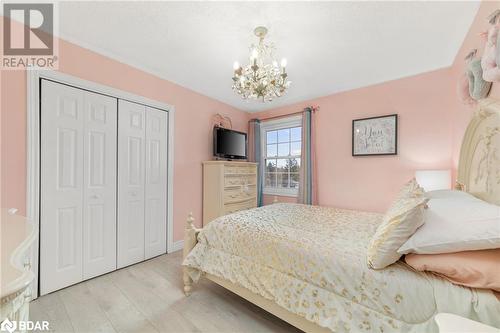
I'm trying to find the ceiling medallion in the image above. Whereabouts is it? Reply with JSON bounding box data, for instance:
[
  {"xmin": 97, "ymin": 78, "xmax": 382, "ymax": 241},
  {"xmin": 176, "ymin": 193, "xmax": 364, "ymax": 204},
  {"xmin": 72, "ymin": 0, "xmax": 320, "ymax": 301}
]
[{"xmin": 232, "ymin": 26, "xmax": 291, "ymax": 102}]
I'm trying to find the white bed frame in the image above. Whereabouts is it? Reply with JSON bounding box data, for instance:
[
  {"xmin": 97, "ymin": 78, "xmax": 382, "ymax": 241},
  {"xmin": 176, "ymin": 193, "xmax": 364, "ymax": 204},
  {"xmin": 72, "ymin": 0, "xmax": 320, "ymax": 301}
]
[
  {"xmin": 182, "ymin": 213, "xmax": 330, "ymax": 333},
  {"xmin": 456, "ymin": 99, "xmax": 500, "ymax": 205},
  {"xmin": 183, "ymin": 98, "xmax": 500, "ymax": 333}
]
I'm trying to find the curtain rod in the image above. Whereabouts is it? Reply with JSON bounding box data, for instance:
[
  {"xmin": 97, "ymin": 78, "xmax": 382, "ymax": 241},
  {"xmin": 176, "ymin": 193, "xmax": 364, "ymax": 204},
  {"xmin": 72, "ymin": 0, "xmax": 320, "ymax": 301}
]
[{"xmin": 258, "ymin": 110, "xmax": 304, "ymax": 122}]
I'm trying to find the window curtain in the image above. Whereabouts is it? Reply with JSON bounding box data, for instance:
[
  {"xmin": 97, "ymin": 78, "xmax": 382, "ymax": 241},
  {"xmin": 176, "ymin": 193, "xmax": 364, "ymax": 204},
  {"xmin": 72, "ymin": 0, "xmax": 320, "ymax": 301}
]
[
  {"xmin": 298, "ymin": 107, "xmax": 318, "ymax": 205},
  {"xmin": 248, "ymin": 119, "xmax": 263, "ymax": 206}
]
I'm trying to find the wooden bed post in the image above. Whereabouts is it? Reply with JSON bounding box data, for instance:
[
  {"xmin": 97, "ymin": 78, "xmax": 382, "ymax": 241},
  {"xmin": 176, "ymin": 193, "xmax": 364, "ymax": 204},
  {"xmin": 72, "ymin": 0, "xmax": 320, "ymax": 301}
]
[{"xmin": 183, "ymin": 212, "xmax": 197, "ymax": 296}]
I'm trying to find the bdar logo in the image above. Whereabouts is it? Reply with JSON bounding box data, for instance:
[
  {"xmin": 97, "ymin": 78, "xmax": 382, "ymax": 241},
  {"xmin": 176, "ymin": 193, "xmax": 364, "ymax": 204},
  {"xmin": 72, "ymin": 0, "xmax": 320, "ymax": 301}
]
[
  {"xmin": 0, "ymin": 318, "xmax": 16, "ymax": 333},
  {"xmin": 3, "ymin": 3, "xmax": 54, "ymax": 55}
]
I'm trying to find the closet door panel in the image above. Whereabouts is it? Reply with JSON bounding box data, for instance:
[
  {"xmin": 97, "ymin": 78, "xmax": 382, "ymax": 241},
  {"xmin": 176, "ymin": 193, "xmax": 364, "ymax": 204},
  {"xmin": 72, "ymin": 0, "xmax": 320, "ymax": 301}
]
[
  {"xmin": 40, "ymin": 80, "xmax": 84, "ymax": 295},
  {"xmin": 83, "ymin": 92, "xmax": 118, "ymax": 279},
  {"xmin": 117, "ymin": 100, "xmax": 146, "ymax": 268},
  {"xmin": 145, "ymin": 108, "xmax": 168, "ymax": 259}
]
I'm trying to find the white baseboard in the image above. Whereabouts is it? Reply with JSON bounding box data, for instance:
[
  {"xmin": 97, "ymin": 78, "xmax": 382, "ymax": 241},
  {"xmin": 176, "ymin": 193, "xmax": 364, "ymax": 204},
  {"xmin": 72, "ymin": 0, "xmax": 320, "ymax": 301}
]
[{"xmin": 169, "ymin": 240, "xmax": 184, "ymax": 253}]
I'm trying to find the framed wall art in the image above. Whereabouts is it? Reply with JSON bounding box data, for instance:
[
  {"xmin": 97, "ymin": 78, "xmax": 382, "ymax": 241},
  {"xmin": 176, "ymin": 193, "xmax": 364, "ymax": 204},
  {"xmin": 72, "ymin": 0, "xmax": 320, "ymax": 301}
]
[{"xmin": 352, "ymin": 114, "xmax": 398, "ymax": 156}]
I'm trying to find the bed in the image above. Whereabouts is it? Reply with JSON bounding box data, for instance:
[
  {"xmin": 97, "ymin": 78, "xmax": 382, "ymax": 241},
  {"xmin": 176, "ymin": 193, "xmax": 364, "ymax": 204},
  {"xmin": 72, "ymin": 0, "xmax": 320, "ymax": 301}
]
[{"xmin": 182, "ymin": 98, "xmax": 500, "ymax": 332}]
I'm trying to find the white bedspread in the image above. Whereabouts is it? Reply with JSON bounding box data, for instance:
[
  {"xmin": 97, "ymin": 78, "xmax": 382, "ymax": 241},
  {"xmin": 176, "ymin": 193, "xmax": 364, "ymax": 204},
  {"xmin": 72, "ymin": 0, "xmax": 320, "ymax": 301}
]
[{"xmin": 183, "ymin": 203, "xmax": 500, "ymax": 332}]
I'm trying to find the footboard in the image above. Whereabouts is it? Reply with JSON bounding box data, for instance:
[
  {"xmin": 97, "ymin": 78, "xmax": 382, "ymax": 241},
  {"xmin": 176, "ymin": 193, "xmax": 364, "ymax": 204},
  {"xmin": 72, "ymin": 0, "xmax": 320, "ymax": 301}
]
[
  {"xmin": 182, "ymin": 212, "xmax": 201, "ymax": 296},
  {"xmin": 180, "ymin": 211, "xmax": 330, "ymax": 333}
]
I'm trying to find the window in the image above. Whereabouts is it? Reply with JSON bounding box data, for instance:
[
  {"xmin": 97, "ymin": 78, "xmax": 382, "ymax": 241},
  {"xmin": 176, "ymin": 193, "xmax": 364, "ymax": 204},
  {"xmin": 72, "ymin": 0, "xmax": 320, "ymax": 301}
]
[{"xmin": 262, "ymin": 116, "xmax": 302, "ymax": 196}]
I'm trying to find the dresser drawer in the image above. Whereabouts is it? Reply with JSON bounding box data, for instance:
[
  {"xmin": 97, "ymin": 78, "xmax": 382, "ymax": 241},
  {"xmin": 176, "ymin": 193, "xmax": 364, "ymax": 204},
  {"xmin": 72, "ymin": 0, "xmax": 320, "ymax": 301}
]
[
  {"xmin": 224, "ymin": 174, "xmax": 256, "ymax": 187},
  {"xmin": 224, "ymin": 198, "xmax": 256, "ymax": 215},
  {"xmin": 224, "ymin": 186, "xmax": 256, "ymax": 204},
  {"xmin": 224, "ymin": 165, "xmax": 256, "ymax": 175}
]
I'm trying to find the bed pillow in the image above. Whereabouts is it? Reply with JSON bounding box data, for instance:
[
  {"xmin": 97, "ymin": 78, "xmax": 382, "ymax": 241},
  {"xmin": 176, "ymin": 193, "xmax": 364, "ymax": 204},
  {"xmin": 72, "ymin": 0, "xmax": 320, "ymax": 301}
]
[
  {"xmin": 385, "ymin": 178, "xmax": 425, "ymax": 212},
  {"xmin": 398, "ymin": 190, "xmax": 500, "ymax": 254},
  {"xmin": 424, "ymin": 189, "xmax": 471, "ymax": 200},
  {"xmin": 367, "ymin": 194, "xmax": 428, "ymax": 270},
  {"xmin": 405, "ymin": 249, "xmax": 500, "ymax": 292},
  {"xmin": 394, "ymin": 178, "xmax": 425, "ymax": 201}
]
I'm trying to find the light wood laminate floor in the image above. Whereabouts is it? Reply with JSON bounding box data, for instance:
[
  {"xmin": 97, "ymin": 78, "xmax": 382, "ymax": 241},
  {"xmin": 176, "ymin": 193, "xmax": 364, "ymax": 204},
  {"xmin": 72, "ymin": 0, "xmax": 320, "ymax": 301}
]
[{"xmin": 30, "ymin": 251, "xmax": 301, "ymax": 333}]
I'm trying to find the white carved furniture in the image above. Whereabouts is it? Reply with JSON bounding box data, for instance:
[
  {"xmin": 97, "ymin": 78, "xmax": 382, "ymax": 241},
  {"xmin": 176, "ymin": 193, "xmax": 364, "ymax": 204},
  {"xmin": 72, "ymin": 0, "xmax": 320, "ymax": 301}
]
[
  {"xmin": 202, "ymin": 161, "xmax": 257, "ymax": 226},
  {"xmin": 457, "ymin": 99, "xmax": 500, "ymax": 205},
  {"xmin": 1, "ymin": 209, "xmax": 37, "ymax": 328},
  {"xmin": 184, "ymin": 98, "xmax": 500, "ymax": 332}
]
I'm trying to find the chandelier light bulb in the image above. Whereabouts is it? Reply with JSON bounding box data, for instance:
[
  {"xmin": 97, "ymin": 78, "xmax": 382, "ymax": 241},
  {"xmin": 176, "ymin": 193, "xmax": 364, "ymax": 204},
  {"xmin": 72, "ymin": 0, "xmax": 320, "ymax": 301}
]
[
  {"xmin": 272, "ymin": 60, "xmax": 278, "ymax": 67},
  {"xmin": 280, "ymin": 58, "xmax": 287, "ymax": 68},
  {"xmin": 233, "ymin": 61, "xmax": 240, "ymax": 70}
]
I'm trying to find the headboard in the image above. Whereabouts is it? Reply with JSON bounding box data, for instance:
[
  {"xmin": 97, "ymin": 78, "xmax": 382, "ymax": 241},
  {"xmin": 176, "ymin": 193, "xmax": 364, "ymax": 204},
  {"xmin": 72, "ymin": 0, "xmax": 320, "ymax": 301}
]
[{"xmin": 457, "ymin": 98, "xmax": 500, "ymax": 206}]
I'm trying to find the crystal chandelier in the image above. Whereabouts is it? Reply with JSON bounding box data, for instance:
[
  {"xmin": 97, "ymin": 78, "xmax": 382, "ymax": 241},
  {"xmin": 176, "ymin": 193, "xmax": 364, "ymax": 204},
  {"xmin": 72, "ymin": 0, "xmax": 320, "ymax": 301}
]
[{"xmin": 232, "ymin": 26, "xmax": 291, "ymax": 102}]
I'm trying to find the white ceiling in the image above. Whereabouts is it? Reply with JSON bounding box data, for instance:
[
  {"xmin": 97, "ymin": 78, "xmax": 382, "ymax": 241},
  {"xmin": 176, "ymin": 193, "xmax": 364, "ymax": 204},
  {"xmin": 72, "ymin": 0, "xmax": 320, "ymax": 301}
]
[{"xmin": 57, "ymin": 1, "xmax": 480, "ymax": 112}]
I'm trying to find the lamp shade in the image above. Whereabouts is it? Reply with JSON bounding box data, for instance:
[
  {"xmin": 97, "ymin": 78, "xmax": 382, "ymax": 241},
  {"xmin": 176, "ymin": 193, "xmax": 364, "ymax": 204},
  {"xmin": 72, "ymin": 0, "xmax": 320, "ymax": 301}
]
[{"xmin": 415, "ymin": 170, "xmax": 451, "ymax": 192}]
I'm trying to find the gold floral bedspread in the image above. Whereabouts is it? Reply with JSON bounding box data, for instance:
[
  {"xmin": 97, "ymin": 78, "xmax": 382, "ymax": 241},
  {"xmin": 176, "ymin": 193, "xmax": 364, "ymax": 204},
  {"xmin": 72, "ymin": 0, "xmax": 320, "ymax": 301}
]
[{"xmin": 183, "ymin": 203, "xmax": 500, "ymax": 332}]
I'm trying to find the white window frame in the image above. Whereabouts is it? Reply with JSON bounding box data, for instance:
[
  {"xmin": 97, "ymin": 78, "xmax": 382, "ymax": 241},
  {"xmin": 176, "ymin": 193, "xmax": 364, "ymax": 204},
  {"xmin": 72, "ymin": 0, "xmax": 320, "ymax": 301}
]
[{"xmin": 261, "ymin": 115, "xmax": 302, "ymax": 197}]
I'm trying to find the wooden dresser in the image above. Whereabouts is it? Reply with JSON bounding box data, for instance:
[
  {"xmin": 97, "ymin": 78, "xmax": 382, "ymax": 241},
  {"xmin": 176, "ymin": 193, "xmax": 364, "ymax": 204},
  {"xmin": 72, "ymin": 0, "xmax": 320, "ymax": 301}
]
[{"xmin": 202, "ymin": 161, "xmax": 258, "ymax": 226}]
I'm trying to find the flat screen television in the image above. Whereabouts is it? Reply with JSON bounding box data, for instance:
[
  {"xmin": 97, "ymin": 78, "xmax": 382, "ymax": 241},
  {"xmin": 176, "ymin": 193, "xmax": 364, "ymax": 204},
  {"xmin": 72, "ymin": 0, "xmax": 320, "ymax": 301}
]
[{"xmin": 213, "ymin": 127, "xmax": 247, "ymax": 160}]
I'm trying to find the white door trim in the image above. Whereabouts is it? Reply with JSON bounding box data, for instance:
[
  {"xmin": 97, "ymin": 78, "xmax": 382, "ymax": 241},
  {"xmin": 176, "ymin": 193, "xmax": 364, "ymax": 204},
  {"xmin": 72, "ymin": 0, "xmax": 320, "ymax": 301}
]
[{"xmin": 27, "ymin": 69, "xmax": 176, "ymax": 298}]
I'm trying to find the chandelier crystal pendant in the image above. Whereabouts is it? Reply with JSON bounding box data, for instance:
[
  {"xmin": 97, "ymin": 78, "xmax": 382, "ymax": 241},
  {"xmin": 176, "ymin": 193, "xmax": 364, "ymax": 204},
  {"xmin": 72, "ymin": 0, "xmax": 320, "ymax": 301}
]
[{"xmin": 232, "ymin": 26, "xmax": 291, "ymax": 102}]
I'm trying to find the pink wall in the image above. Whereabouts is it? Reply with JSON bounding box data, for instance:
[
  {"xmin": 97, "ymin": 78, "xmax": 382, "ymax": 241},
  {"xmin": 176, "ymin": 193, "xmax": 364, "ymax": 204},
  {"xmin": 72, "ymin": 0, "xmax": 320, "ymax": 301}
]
[
  {"xmin": 0, "ymin": 20, "xmax": 248, "ymax": 241},
  {"xmin": 252, "ymin": 68, "xmax": 456, "ymax": 213},
  {"xmin": 2, "ymin": 1, "xmax": 496, "ymax": 241},
  {"xmin": 449, "ymin": 1, "xmax": 500, "ymax": 172},
  {"xmin": 254, "ymin": 1, "xmax": 500, "ymax": 213}
]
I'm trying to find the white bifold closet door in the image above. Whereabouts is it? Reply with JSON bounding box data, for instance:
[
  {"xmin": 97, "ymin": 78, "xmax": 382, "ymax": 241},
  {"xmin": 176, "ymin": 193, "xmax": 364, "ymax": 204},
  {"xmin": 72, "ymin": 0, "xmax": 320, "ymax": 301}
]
[
  {"xmin": 40, "ymin": 80, "xmax": 117, "ymax": 295},
  {"xmin": 117, "ymin": 101, "xmax": 168, "ymax": 268},
  {"xmin": 144, "ymin": 107, "xmax": 168, "ymax": 259},
  {"xmin": 117, "ymin": 100, "xmax": 146, "ymax": 268}
]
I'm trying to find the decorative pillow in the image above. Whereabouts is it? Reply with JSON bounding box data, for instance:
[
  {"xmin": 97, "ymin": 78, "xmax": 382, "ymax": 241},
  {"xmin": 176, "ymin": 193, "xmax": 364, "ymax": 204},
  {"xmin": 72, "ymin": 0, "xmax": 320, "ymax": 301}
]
[
  {"xmin": 398, "ymin": 190, "xmax": 500, "ymax": 254},
  {"xmin": 393, "ymin": 178, "xmax": 425, "ymax": 200},
  {"xmin": 385, "ymin": 178, "xmax": 425, "ymax": 215},
  {"xmin": 367, "ymin": 194, "xmax": 428, "ymax": 270},
  {"xmin": 467, "ymin": 59, "xmax": 492, "ymax": 100},
  {"xmin": 405, "ymin": 249, "xmax": 500, "ymax": 292}
]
